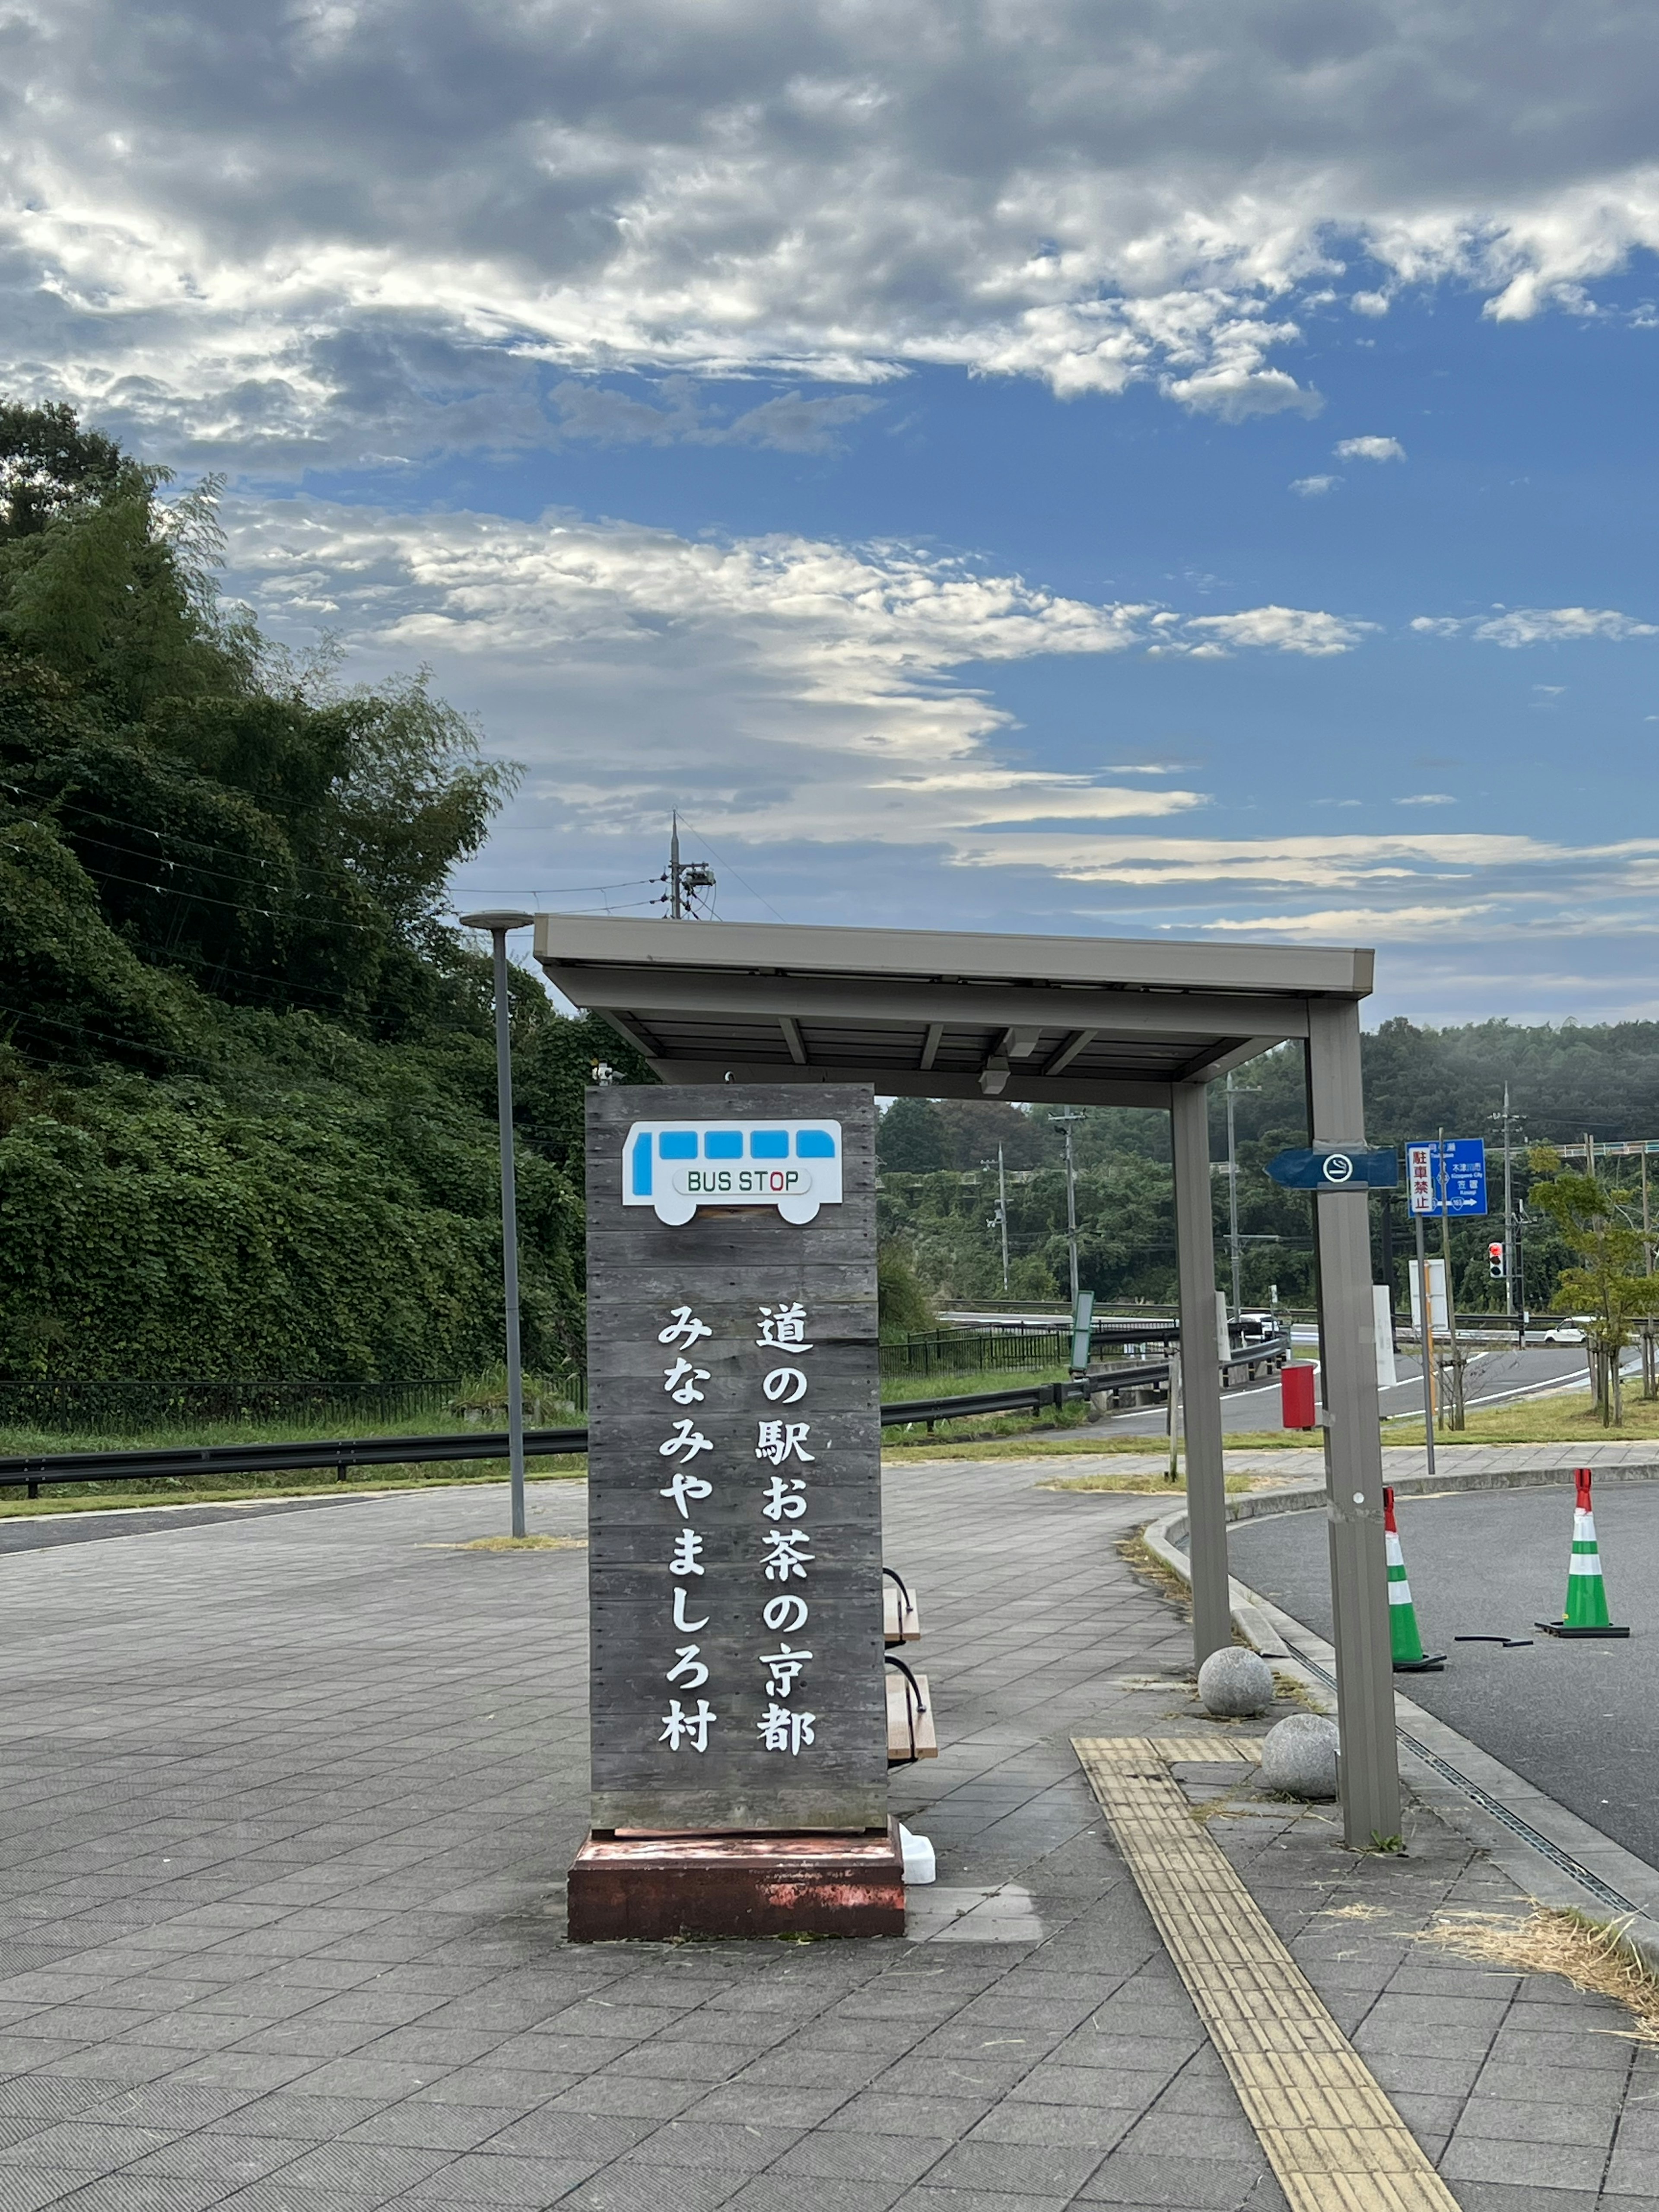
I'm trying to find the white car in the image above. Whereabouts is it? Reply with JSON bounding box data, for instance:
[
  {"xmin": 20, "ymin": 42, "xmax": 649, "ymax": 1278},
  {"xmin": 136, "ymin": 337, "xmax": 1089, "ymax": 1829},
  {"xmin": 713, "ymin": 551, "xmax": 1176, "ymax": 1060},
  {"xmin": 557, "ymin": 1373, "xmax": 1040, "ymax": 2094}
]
[{"xmin": 1539, "ymin": 1321, "xmax": 1588, "ymax": 1345}]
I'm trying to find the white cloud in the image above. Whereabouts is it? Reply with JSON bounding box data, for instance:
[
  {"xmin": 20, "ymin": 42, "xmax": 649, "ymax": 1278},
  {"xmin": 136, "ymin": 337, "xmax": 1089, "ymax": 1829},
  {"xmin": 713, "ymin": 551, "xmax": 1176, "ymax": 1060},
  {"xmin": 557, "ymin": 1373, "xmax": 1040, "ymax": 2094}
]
[
  {"xmin": 10, "ymin": 1, "xmax": 1659, "ymax": 458},
  {"xmin": 1152, "ymin": 605, "xmax": 1377, "ymax": 657},
  {"xmin": 1396, "ymin": 792, "xmax": 1456, "ymax": 806},
  {"xmin": 1412, "ymin": 607, "xmax": 1659, "ymax": 645},
  {"xmin": 1334, "ymin": 435, "xmax": 1405, "ymax": 461},
  {"xmin": 1201, "ymin": 904, "xmax": 1494, "ymax": 939},
  {"xmin": 953, "ymin": 830, "xmax": 1659, "ymax": 909},
  {"xmin": 222, "ymin": 497, "xmax": 1384, "ymax": 890},
  {"xmin": 1291, "ymin": 474, "xmax": 1341, "ymax": 496},
  {"xmin": 226, "ymin": 498, "xmax": 1221, "ymax": 857}
]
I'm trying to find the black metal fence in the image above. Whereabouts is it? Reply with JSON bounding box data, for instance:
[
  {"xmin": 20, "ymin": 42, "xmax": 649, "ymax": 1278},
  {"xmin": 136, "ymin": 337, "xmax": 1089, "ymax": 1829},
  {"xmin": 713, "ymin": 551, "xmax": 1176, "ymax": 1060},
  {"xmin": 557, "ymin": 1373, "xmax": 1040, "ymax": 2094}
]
[
  {"xmin": 0, "ymin": 1334, "xmax": 1290, "ymax": 1498},
  {"xmin": 879, "ymin": 1320, "xmax": 1181, "ymax": 1377}
]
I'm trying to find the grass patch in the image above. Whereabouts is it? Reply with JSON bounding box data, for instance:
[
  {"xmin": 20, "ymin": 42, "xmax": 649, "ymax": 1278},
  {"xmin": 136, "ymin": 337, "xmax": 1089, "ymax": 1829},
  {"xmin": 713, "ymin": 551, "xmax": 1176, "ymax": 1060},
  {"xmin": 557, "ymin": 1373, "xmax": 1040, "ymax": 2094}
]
[
  {"xmin": 420, "ymin": 1534, "xmax": 586, "ymax": 1553},
  {"xmin": 883, "ymin": 1424, "xmax": 1175, "ymax": 1459},
  {"xmin": 1417, "ymin": 1907, "xmax": 1659, "ymax": 2041},
  {"xmin": 879, "ymin": 1363, "xmax": 1076, "ymax": 1402},
  {"xmin": 0, "ymin": 1407, "xmax": 582, "ymax": 1458},
  {"xmin": 884, "ymin": 1427, "xmax": 1320, "ymax": 1461},
  {"xmin": 1039, "ymin": 1471, "xmax": 1258, "ymax": 1494},
  {"xmin": 0, "ymin": 1461, "xmax": 587, "ymax": 1517},
  {"xmin": 1402, "ymin": 1390, "xmax": 1659, "ymax": 1446}
]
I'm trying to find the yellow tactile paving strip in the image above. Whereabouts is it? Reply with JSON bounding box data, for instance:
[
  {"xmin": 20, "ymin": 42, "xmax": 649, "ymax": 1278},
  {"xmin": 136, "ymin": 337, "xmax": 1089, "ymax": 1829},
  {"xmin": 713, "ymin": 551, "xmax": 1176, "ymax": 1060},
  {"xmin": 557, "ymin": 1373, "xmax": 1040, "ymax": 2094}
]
[{"xmin": 1073, "ymin": 1736, "xmax": 1462, "ymax": 2212}]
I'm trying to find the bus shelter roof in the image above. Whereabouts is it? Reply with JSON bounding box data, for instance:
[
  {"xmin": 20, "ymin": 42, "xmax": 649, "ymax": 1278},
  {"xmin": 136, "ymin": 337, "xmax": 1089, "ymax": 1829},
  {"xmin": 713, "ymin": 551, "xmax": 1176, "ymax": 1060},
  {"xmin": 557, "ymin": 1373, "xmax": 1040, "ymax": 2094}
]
[{"xmin": 532, "ymin": 916, "xmax": 1373, "ymax": 1109}]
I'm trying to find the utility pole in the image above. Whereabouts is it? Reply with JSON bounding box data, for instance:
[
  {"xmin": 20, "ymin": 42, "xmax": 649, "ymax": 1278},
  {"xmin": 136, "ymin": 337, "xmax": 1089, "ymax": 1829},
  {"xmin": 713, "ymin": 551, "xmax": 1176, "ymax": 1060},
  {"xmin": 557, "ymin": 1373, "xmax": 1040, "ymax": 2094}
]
[
  {"xmin": 995, "ymin": 1145, "xmax": 1010, "ymax": 1294},
  {"xmin": 1050, "ymin": 1110, "xmax": 1084, "ymax": 1307},
  {"xmin": 1643, "ymin": 1149, "xmax": 1656, "ymax": 1400},
  {"xmin": 664, "ymin": 813, "xmax": 716, "ymax": 920},
  {"xmin": 1501, "ymin": 1083, "xmax": 1515, "ymax": 1320},
  {"xmin": 1221, "ymin": 1072, "xmax": 1262, "ymax": 1318},
  {"xmin": 1488, "ymin": 1084, "xmax": 1522, "ymax": 1338},
  {"xmin": 458, "ymin": 908, "xmax": 536, "ymax": 1539}
]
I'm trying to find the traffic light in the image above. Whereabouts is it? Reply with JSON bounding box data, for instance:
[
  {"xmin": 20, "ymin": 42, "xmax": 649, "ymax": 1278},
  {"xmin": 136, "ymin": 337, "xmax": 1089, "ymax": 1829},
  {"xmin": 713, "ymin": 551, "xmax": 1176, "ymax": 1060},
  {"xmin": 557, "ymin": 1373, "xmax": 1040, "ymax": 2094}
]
[{"xmin": 1488, "ymin": 1240, "xmax": 1505, "ymax": 1279}]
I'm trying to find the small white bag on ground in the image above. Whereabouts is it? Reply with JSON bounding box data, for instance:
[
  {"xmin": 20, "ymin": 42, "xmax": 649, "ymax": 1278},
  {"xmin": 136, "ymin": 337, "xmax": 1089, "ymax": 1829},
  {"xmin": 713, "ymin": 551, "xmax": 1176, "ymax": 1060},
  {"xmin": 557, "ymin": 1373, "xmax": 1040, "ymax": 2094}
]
[{"xmin": 899, "ymin": 1824, "xmax": 936, "ymax": 1883}]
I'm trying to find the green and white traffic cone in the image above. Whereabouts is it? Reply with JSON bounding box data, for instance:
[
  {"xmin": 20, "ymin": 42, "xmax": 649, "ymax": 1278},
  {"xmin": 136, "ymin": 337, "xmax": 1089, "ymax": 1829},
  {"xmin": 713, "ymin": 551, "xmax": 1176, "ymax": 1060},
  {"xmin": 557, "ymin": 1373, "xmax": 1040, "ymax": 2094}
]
[
  {"xmin": 1385, "ymin": 1487, "xmax": 1444, "ymax": 1672},
  {"xmin": 1538, "ymin": 1468, "xmax": 1630, "ymax": 1638}
]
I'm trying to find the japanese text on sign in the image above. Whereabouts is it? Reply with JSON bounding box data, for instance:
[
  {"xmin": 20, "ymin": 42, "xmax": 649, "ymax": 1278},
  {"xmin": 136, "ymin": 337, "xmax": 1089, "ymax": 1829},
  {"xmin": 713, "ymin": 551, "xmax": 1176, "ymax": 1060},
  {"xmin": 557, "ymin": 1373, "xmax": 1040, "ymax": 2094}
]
[{"xmin": 650, "ymin": 1298, "xmax": 823, "ymax": 1760}]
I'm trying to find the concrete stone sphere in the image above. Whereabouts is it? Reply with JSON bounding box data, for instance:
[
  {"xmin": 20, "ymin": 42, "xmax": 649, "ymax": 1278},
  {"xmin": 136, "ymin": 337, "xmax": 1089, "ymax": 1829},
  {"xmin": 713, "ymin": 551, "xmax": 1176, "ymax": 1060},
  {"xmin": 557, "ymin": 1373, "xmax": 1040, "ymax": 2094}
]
[
  {"xmin": 1261, "ymin": 1714, "xmax": 1341, "ymax": 1800},
  {"xmin": 1196, "ymin": 1646, "xmax": 1274, "ymax": 1718}
]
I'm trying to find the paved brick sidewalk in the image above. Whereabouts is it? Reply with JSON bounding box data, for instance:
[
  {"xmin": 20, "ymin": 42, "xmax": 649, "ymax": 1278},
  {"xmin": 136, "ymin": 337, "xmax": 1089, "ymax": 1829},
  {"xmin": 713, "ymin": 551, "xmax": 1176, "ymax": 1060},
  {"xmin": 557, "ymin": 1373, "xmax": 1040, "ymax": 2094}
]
[{"xmin": 0, "ymin": 1460, "xmax": 1653, "ymax": 2212}]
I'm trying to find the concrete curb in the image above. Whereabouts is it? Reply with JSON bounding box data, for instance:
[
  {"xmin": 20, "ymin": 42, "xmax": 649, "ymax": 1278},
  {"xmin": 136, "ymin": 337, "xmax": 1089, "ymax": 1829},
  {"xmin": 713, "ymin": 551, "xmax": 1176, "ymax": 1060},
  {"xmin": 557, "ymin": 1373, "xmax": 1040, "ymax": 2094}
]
[
  {"xmin": 1220, "ymin": 1454, "xmax": 1659, "ymax": 1531},
  {"xmin": 1141, "ymin": 1486, "xmax": 1659, "ymax": 1977}
]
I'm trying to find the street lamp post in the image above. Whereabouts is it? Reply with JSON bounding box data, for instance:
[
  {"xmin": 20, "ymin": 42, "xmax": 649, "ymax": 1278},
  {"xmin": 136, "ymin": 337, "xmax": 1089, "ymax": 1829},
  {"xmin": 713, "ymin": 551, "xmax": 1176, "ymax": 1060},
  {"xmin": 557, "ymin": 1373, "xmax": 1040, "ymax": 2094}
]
[{"xmin": 460, "ymin": 909, "xmax": 536, "ymax": 1538}]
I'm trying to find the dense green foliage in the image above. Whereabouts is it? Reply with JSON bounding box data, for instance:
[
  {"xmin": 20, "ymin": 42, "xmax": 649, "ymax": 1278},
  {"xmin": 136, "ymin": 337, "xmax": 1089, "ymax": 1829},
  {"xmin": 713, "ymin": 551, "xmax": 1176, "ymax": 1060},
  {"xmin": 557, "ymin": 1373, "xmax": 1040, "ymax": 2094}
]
[
  {"xmin": 877, "ymin": 1020, "xmax": 1659, "ymax": 1313},
  {"xmin": 0, "ymin": 403, "xmax": 650, "ymax": 1382}
]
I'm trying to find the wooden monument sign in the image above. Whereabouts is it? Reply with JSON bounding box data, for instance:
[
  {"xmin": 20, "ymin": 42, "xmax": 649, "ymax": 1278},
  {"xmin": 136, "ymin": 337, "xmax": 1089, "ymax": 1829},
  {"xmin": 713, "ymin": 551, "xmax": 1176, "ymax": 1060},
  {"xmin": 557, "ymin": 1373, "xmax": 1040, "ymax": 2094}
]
[{"xmin": 567, "ymin": 1083, "xmax": 902, "ymax": 1939}]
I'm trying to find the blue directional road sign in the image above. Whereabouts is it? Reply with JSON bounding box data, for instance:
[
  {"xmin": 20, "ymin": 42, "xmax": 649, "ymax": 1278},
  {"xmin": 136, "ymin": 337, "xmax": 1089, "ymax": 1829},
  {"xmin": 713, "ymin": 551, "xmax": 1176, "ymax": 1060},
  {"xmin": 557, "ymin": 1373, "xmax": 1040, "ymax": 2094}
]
[
  {"xmin": 1266, "ymin": 1146, "xmax": 1400, "ymax": 1192},
  {"xmin": 1405, "ymin": 1138, "xmax": 1487, "ymax": 1217}
]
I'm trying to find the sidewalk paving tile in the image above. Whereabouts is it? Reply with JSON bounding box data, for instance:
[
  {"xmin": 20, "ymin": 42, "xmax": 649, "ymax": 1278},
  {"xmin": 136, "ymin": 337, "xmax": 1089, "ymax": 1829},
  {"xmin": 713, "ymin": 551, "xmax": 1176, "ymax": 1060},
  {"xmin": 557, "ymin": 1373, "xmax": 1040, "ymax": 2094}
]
[{"xmin": 2, "ymin": 1461, "xmax": 1658, "ymax": 2212}]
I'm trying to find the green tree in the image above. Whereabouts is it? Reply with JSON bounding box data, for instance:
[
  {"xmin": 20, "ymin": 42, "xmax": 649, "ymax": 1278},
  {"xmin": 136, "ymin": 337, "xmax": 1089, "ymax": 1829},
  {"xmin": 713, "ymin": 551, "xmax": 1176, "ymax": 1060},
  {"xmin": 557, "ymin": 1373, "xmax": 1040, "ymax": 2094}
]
[
  {"xmin": 1529, "ymin": 1159, "xmax": 1659, "ymax": 1425},
  {"xmin": 877, "ymin": 1096, "xmax": 947, "ymax": 1173},
  {"xmin": 0, "ymin": 399, "xmax": 632, "ymax": 1386},
  {"xmin": 877, "ymin": 1243, "xmax": 937, "ymax": 1337}
]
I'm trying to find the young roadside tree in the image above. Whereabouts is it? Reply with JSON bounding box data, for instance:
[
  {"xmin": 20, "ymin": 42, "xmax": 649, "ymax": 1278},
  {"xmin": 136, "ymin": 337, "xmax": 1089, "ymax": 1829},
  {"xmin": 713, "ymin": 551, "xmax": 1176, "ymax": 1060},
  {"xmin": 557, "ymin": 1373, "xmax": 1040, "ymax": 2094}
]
[{"xmin": 1529, "ymin": 1157, "xmax": 1659, "ymax": 1426}]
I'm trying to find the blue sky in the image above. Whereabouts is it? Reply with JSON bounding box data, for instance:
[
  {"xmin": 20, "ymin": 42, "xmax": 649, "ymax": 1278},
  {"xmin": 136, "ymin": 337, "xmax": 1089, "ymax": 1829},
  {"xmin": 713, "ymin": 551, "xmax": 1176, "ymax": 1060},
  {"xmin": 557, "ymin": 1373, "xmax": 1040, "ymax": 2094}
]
[{"xmin": 8, "ymin": 0, "xmax": 1659, "ymax": 1023}]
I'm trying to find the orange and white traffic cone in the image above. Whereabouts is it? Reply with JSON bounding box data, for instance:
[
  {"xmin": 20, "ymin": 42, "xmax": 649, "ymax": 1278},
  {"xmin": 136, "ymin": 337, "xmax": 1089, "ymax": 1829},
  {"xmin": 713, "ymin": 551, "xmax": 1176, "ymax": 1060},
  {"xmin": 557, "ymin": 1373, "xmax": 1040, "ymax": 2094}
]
[
  {"xmin": 1385, "ymin": 1488, "xmax": 1445, "ymax": 1672},
  {"xmin": 1538, "ymin": 1468, "xmax": 1630, "ymax": 1639}
]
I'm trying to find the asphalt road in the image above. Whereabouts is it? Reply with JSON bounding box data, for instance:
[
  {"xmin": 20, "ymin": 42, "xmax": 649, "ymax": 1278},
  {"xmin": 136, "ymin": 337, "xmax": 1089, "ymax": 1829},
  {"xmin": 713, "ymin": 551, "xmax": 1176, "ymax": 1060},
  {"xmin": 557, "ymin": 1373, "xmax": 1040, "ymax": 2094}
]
[
  {"xmin": 0, "ymin": 1492, "xmax": 367, "ymax": 1555},
  {"xmin": 1095, "ymin": 1341, "xmax": 1595, "ymax": 1437},
  {"xmin": 1228, "ymin": 1479, "xmax": 1659, "ymax": 1872}
]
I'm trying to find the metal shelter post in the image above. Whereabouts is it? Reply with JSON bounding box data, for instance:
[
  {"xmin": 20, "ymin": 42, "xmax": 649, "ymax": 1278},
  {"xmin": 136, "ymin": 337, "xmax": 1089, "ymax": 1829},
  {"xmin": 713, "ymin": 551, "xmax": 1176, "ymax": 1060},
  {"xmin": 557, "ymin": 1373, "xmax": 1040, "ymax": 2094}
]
[
  {"xmin": 1171, "ymin": 1080, "xmax": 1230, "ymax": 1667},
  {"xmin": 1306, "ymin": 1000, "xmax": 1400, "ymax": 1846}
]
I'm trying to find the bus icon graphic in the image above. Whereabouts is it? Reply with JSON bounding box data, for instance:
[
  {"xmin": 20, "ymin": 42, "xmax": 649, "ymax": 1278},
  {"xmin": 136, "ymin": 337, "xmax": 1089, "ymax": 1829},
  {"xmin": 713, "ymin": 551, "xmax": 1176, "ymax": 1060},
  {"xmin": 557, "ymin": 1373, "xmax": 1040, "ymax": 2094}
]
[{"xmin": 623, "ymin": 1120, "xmax": 844, "ymax": 1226}]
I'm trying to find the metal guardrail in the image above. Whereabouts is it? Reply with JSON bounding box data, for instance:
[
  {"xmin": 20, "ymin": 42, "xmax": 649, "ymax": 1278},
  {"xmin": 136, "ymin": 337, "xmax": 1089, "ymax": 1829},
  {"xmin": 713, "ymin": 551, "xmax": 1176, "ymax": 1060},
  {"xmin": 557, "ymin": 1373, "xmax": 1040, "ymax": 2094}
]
[
  {"xmin": 0, "ymin": 1338, "xmax": 1290, "ymax": 1497},
  {"xmin": 0, "ymin": 1427, "xmax": 589, "ymax": 1499}
]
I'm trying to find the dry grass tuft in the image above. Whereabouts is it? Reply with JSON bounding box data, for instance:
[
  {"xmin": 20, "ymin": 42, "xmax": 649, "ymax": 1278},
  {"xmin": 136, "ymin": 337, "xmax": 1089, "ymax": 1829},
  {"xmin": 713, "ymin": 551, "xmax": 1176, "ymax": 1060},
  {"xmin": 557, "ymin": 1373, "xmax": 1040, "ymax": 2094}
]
[
  {"xmin": 1271, "ymin": 1669, "xmax": 1330, "ymax": 1714},
  {"xmin": 1417, "ymin": 1908, "xmax": 1659, "ymax": 2042},
  {"xmin": 1116, "ymin": 1530, "xmax": 1191, "ymax": 1614},
  {"xmin": 1320, "ymin": 1902, "xmax": 1392, "ymax": 1922},
  {"xmin": 421, "ymin": 1535, "xmax": 587, "ymax": 1553}
]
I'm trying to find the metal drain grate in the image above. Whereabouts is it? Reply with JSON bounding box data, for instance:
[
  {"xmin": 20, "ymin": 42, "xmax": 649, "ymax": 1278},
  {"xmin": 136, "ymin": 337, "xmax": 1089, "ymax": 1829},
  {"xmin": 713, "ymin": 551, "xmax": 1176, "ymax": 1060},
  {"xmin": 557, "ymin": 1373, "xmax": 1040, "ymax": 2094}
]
[{"xmin": 1287, "ymin": 1646, "xmax": 1640, "ymax": 1918}]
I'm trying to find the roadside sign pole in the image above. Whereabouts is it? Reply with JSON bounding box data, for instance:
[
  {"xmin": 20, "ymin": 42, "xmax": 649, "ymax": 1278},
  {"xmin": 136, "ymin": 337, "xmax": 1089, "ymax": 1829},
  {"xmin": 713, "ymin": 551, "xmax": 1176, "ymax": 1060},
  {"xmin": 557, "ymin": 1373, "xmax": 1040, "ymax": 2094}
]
[
  {"xmin": 1414, "ymin": 1212, "xmax": 1437, "ymax": 1483},
  {"xmin": 1437, "ymin": 1125, "xmax": 1464, "ymax": 1429}
]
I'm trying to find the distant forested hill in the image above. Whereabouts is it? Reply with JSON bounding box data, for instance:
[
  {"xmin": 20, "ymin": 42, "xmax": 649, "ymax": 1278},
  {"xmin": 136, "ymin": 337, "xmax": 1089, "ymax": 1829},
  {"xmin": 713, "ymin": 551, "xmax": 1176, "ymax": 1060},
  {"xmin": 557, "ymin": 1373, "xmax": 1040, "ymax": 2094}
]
[
  {"xmin": 875, "ymin": 1022, "xmax": 1659, "ymax": 1312},
  {"xmin": 0, "ymin": 402, "xmax": 649, "ymax": 1382}
]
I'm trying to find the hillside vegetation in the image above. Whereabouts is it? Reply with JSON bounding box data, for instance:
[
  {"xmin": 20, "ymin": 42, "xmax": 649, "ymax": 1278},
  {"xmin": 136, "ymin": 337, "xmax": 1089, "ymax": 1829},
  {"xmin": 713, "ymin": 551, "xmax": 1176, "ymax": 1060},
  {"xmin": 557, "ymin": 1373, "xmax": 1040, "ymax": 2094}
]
[
  {"xmin": 876, "ymin": 1027, "xmax": 1659, "ymax": 1312},
  {"xmin": 0, "ymin": 402, "xmax": 648, "ymax": 1384}
]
